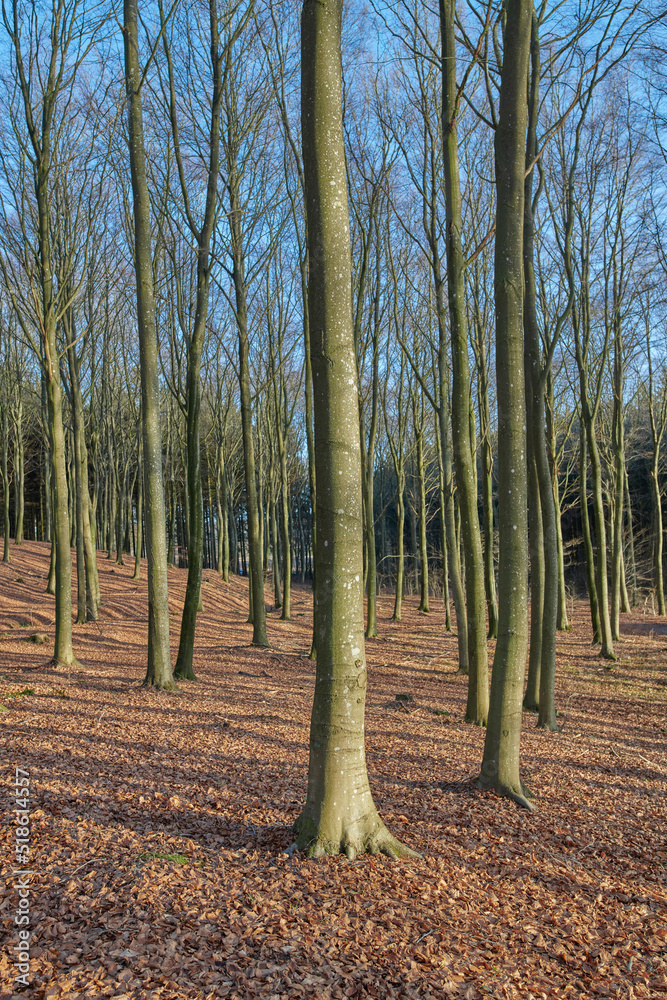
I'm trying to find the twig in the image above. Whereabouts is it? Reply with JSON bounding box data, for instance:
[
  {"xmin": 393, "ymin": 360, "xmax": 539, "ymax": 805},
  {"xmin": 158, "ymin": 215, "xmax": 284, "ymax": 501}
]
[
  {"xmin": 416, "ymin": 928, "xmax": 435, "ymax": 944},
  {"xmin": 609, "ymin": 744, "xmax": 659, "ymax": 770},
  {"xmin": 57, "ymin": 857, "xmax": 105, "ymax": 883}
]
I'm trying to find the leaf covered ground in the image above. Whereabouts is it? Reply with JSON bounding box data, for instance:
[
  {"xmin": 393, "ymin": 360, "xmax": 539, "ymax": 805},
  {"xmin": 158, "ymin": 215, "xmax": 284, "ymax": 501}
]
[{"xmin": 1, "ymin": 541, "xmax": 666, "ymax": 1000}]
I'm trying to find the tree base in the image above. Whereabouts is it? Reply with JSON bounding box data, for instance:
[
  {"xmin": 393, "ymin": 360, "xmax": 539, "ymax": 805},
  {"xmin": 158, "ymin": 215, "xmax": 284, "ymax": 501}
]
[
  {"xmin": 142, "ymin": 677, "xmax": 179, "ymax": 692},
  {"xmin": 49, "ymin": 656, "xmax": 82, "ymax": 670},
  {"xmin": 174, "ymin": 666, "xmax": 197, "ymax": 681},
  {"xmin": 522, "ymin": 697, "xmax": 539, "ymax": 713},
  {"xmin": 291, "ymin": 812, "xmax": 421, "ymax": 860},
  {"xmin": 476, "ymin": 773, "xmax": 535, "ymax": 811},
  {"xmin": 537, "ymin": 715, "xmax": 558, "ymax": 731}
]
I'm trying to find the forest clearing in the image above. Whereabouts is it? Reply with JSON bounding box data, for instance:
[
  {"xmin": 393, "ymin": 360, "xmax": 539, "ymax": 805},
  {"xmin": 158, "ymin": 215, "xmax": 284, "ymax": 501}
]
[{"xmin": 1, "ymin": 541, "xmax": 665, "ymax": 1000}]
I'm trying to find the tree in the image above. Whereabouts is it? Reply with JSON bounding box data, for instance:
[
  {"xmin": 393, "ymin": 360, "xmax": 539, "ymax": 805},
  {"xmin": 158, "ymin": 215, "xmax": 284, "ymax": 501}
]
[
  {"xmin": 0, "ymin": 0, "xmax": 98, "ymax": 668},
  {"xmin": 155, "ymin": 0, "xmax": 225, "ymax": 680},
  {"xmin": 440, "ymin": 0, "xmax": 489, "ymax": 726},
  {"xmin": 293, "ymin": 0, "xmax": 417, "ymax": 859},
  {"xmin": 124, "ymin": 0, "xmax": 175, "ymax": 689},
  {"xmin": 477, "ymin": 0, "xmax": 533, "ymax": 807}
]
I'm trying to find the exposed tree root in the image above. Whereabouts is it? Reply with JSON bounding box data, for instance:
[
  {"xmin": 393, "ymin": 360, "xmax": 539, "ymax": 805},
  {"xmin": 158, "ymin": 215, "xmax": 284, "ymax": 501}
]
[
  {"xmin": 464, "ymin": 712, "xmax": 487, "ymax": 727},
  {"xmin": 142, "ymin": 677, "xmax": 180, "ymax": 693},
  {"xmin": 173, "ymin": 666, "xmax": 197, "ymax": 681},
  {"xmin": 537, "ymin": 715, "xmax": 558, "ymax": 732},
  {"xmin": 476, "ymin": 774, "xmax": 536, "ymax": 811},
  {"xmin": 50, "ymin": 656, "xmax": 82, "ymax": 670},
  {"xmin": 291, "ymin": 814, "xmax": 421, "ymax": 861}
]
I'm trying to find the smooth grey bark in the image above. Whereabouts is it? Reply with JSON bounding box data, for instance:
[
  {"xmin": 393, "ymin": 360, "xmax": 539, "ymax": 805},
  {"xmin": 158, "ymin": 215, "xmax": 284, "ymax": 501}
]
[
  {"xmin": 471, "ymin": 304, "xmax": 498, "ymax": 638},
  {"xmin": 360, "ymin": 266, "xmax": 380, "ymax": 639},
  {"xmin": 383, "ymin": 346, "xmax": 408, "ymax": 623},
  {"xmin": 294, "ymin": 0, "xmax": 417, "ymax": 860},
  {"xmin": 545, "ymin": 370, "xmax": 570, "ymax": 630},
  {"xmin": 522, "ymin": 10, "xmax": 558, "ymax": 730},
  {"xmin": 11, "ymin": 390, "xmax": 23, "ymax": 545},
  {"xmin": 579, "ymin": 422, "xmax": 601, "ymax": 642},
  {"xmin": 229, "ymin": 216, "xmax": 268, "ymax": 647},
  {"xmin": 158, "ymin": 0, "xmax": 223, "ymax": 680},
  {"xmin": 646, "ymin": 316, "xmax": 667, "ymax": 615},
  {"xmin": 478, "ymin": 0, "xmax": 533, "ymax": 808},
  {"xmin": 3, "ymin": 2, "xmax": 78, "ymax": 668},
  {"xmin": 440, "ymin": 0, "xmax": 489, "ymax": 725},
  {"xmin": 413, "ymin": 394, "xmax": 430, "ymax": 614},
  {"xmin": 224, "ymin": 82, "xmax": 269, "ymax": 645},
  {"xmin": 133, "ymin": 443, "xmax": 142, "ymax": 580},
  {"xmin": 124, "ymin": 0, "xmax": 175, "ymax": 689},
  {"xmin": 1, "ymin": 401, "xmax": 10, "ymax": 563}
]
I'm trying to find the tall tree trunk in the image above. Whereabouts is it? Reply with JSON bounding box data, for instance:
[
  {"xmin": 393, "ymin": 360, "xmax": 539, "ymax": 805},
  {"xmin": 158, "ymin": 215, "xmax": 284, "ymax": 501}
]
[
  {"xmin": 134, "ymin": 445, "xmax": 143, "ymax": 580},
  {"xmin": 294, "ymin": 0, "xmax": 417, "ymax": 859},
  {"xmin": 12, "ymin": 399, "xmax": 24, "ymax": 545},
  {"xmin": 271, "ymin": 494, "xmax": 282, "ymax": 608},
  {"xmin": 437, "ymin": 320, "xmax": 467, "ymax": 670},
  {"xmin": 478, "ymin": 0, "xmax": 533, "ymax": 808},
  {"xmin": 441, "ymin": 0, "xmax": 489, "ymax": 724},
  {"xmin": 650, "ymin": 458, "xmax": 664, "ymax": 615},
  {"xmin": 522, "ymin": 12, "xmax": 557, "ymax": 729},
  {"xmin": 546, "ymin": 371, "xmax": 570, "ymax": 630},
  {"xmin": 227, "ymin": 153, "xmax": 268, "ymax": 645},
  {"xmin": 393, "ymin": 476, "xmax": 405, "ymax": 621},
  {"xmin": 124, "ymin": 0, "xmax": 175, "ymax": 689},
  {"xmin": 610, "ymin": 311, "xmax": 624, "ymax": 641},
  {"xmin": 1, "ymin": 406, "xmax": 10, "ymax": 563},
  {"xmin": 414, "ymin": 403, "xmax": 430, "ymax": 614},
  {"xmin": 280, "ymin": 451, "xmax": 291, "ymax": 620},
  {"xmin": 624, "ymin": 469, "xmax": 637, "ymax": 608},
  {"xmin": 435, "ymin": 426, "xmax": 452, "ymax": 630},
  {"xmin": 579, "ymin": 424, "xmax": 601, "ymax": 642}
]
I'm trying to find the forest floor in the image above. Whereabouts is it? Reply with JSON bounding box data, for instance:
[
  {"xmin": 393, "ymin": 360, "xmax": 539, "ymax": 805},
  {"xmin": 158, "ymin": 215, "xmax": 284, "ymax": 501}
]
[{"xmin": 0, "ymin": 541, "xmax": 666, "ymax": 1000}]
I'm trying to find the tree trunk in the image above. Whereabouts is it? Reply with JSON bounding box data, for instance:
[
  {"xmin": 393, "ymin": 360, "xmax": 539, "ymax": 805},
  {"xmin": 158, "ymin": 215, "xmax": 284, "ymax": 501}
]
[
  {"xmin": 1, "ymin": 406, "xmax": 10, "ymax": 562},
  {"xmin": 134, "ymin": 445, "xmax": 143, "ymax": 580},
  {"xmin": 579, "ymin": 424, "xmax": 600, "ymax": 642},
  {"xmin": 12, "ymin": 399, "xmax": 24, "ymax": 545},
  {"xmin": 294, "ymin": 0, "xmax": 417, "ymax": 859},
  {"xmin": 414, "ymin": 406, "xmax": 430, "ymax": 614},
  {"xmin": 610, "ymin": 313, "xmax": 624, "ymax": 641},
  {"xmin": 522, "ymin": 13, "xmax": 557, "ymax": 730},
  {"xmin": 441, "ymin": 0, "xmax": 489, "ymax": 724},
  {"xmin": 477, "ymin": 0, "xmax": 533, "ymax": 808},
  {"xmin": 393, "ymin": 477, "xmax": 405, "ymax": 621},
  {"xmin": 124, "ymin": 0, "xmax": 175, "ymax": 689},
  {"xmin": 271, "ymin": 494, "xmax": 282, "ymax": 608}
]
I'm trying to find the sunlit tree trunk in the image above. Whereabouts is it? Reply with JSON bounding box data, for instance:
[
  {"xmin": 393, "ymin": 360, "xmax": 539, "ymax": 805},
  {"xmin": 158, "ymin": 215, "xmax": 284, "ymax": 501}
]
[
  {"xmin": 294, "ymin": 0, "xmax": 417, "ymax": 859},
  {"xmin": 478, "ymin": 0, "xmax": 533, "ymax": 807},
  {"xmin": 441, "ymin": 0, "xmax": 489, "ymax": 725},
  {"xmin": 124, "ymin": 0, "xmax": 174, "ymax": 689}
]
